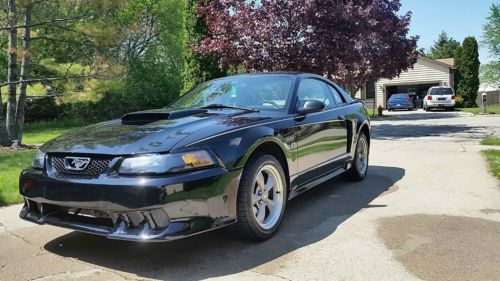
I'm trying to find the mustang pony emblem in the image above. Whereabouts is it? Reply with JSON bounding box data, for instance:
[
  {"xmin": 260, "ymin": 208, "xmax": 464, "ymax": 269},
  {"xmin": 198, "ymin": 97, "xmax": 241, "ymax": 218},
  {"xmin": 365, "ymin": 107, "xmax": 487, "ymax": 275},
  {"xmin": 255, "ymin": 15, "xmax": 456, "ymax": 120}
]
[{"xmin": 64, "ymin": 157, "xmax": 91, "ymax": 171}]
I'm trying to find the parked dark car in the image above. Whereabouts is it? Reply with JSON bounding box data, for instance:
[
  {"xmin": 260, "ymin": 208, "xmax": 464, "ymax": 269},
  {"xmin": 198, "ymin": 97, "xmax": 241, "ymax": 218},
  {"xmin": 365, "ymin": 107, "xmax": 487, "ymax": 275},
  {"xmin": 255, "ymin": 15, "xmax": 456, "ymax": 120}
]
[
  {"xmin": 387, "ymin": 93, "xmax": 413, "ymax": 111},
  {"xmin": 19, "ymin": 72, "xmax": 371, "ymax": 242}
]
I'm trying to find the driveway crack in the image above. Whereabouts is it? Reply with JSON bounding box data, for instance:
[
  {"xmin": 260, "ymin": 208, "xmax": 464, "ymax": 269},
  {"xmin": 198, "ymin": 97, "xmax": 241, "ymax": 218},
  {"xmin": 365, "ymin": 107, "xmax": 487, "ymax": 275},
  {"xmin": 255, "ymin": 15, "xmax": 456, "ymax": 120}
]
[{"xmin": 249, "ymin": 269, "xmax": 292, "ymax": 281}]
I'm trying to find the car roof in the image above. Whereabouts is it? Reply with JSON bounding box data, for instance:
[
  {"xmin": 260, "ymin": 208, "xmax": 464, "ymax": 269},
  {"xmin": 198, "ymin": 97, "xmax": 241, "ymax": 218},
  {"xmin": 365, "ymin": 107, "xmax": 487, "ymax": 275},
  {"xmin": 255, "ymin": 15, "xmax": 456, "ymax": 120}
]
[{"xmin": 226, "ymin": 71, "xmax": 329, "ymax": 79}]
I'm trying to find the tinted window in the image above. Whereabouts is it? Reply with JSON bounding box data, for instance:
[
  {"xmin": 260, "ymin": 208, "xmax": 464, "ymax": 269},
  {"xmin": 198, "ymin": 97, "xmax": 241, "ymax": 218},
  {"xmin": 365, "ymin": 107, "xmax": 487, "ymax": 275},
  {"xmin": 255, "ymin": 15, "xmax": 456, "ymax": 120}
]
[
  {"xmin": 297, "ymin": 79, "xmax": 335, "ymax": 108},
  {"xmin": 171, "ymin": 75, "xmax": 293, "ymax": 111},
  {"xmin": 326, "ymin": 84, "xmax": 344, "ymax": 104},
  {"xmin": 389, "ymin": 94, "xmax": 410, "ymax": 100},
  {"xmin": 430, "ymin": 88, "xmax": 454, "ymax": 95}
]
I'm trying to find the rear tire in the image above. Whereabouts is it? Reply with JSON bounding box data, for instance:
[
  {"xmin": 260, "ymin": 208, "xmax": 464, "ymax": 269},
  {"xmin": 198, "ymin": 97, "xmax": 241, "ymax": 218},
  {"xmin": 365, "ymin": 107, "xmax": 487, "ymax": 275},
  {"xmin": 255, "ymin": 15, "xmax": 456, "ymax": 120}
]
[
  {"xmin": 233, "ymin": 154, "xmax": 287, "ymax": 241},
  {"xmin": 345, "ymin": 132, "xmax": 369, "ymax": 181}
]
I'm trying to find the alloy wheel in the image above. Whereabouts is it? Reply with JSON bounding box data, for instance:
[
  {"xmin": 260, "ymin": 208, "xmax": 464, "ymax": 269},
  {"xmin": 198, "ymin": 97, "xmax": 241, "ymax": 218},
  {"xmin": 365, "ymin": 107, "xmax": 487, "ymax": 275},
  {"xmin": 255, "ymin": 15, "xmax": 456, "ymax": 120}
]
[
  {"xmin": 357, "ymin": 136, "xmax": 368, "ymax": 175},
  {"xmin": 251, "ymin": 164, "xmax": 285, "ymax": 230}
]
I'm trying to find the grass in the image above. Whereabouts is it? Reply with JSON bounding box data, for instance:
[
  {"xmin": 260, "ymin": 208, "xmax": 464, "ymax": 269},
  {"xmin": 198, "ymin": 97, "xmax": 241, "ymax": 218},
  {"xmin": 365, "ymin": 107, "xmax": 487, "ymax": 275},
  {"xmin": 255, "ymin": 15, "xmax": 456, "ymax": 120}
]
[
  {"xmin": 481, "ymin": 136, "xmax": 500, "ymax": 146},
  {"xmin": 0, "ymin": 119, "xmax": 88, "ymax": 206},
  {"xmin": 23, "ymin": 119, "xmax": 87, "ymax": 145},
  {"xmin": 460, "ymin": 104, "xmax": 500, "ymax": 115},
  {"xmin": 0, "ymin": 150, "xmax": 36, "ymax": 206},
  {"xmin": 482, "ymin": 149, "xmax": 500, "ymax": 179}
]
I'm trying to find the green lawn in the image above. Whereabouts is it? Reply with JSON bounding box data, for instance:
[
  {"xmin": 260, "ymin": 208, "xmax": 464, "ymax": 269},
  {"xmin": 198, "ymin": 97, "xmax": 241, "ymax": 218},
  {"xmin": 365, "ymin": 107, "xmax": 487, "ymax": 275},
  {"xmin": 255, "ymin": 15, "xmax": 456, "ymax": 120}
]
[
  {"xmin": 460, "ymin": 104, "xmax": 500, "ymax": 115},
  {"xmin": 0, "ymin": 119, "xmax": 87, "ymax": 205},
  {"xmin": 0, "ymin": 150, "xmax": 35, "ymax": 206},
  {"xmin": 23, "ymin": 119, "xmax": 87, "ymax": 145},
  {"xmin": 481, "ymin": 136, "xmax": 500, "ymax": 146},
  {"xmin": 483, "ymin": 149, "xmax": 500, "ymax": 179}
]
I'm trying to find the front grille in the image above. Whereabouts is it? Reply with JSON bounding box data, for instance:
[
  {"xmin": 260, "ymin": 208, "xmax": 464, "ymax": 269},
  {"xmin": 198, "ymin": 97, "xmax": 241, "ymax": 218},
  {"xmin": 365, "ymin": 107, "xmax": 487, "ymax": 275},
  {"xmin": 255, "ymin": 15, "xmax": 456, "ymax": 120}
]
[{"xmin": 50, "ymin": 155, "xmax": 112, "ymax": 179}]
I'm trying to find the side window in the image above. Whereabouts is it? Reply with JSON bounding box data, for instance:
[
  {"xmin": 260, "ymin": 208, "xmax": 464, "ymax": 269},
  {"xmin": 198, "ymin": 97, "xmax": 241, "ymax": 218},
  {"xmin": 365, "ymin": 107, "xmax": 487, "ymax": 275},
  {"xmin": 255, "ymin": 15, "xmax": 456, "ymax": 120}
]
[
  {"xmin": 326, "ymin": 84, "xmax": 344, "ymax": 105},
  {"xmin": 297, "ymin": 79, "xmax": 335, "ymax": 109}
]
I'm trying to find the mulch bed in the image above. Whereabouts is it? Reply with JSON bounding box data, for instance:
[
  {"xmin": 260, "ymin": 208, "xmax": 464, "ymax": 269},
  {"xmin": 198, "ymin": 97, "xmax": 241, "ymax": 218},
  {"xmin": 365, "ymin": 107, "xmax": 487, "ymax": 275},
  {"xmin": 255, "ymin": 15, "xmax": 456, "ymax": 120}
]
[{"xmin": 0, "ymin": 144, "xmax": 39, "ymax": 153}]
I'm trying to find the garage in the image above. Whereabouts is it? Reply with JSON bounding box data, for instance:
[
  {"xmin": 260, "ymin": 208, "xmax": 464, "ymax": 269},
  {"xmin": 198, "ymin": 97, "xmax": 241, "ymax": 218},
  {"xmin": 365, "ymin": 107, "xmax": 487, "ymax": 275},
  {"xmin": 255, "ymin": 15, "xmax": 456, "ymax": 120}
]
[
  {"xmin": 385, "ymin": 83, "xmax": 439, "ymax": 108},
  {"xmin": 355, "ymin": 56, "xmax": 455, "ymax": 109}
]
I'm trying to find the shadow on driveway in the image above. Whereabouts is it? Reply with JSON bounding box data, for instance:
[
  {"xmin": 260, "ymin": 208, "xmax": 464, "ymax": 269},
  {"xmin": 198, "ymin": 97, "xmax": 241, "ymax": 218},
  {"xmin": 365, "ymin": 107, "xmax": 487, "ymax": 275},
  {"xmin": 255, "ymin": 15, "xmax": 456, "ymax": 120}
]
[
  {"xmin": 44, "ymin": 165, "xmax": 404, "ymax": 280},
  {"xmin": 372, "ymin": 124, "xmax": 491, "ymax": 140},
  {"xmin": 381, "ymin": 111, "xmax": 465, "ymax": 122}
]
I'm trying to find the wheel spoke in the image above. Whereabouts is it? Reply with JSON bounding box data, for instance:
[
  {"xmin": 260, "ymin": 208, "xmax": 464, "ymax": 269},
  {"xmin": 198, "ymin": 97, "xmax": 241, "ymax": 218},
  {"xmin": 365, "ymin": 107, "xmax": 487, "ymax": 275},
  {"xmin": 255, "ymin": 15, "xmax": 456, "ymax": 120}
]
[
  {"xmin": 256, "ymin": 173, "xmax": 265, "ymax": 191},
  {"xmin": 264, "ymin": 175, "xmax": 274, "ymax": 193},
  {"xmin": 265, "ymin": 198, "xmax": 274, "ymax": 213},
  {"xmin": 256, "ymin": 203, "xmax": 266, "ymax": 223},
  {"xmin": 252, "ymin": 193, "xmax": 260, "ymax": 205}
]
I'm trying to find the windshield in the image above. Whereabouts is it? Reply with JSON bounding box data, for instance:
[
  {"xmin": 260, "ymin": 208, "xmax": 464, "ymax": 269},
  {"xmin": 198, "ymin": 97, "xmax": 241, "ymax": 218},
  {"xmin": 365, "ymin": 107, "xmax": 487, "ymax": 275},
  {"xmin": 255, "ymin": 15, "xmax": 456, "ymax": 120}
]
[
  {"xmin": 430, "ymin": 88, "xmax": 454, "ymax": 95},
  {"xmin": 170, "ymin": 75, "xmax": 293, "ymax": 111}
]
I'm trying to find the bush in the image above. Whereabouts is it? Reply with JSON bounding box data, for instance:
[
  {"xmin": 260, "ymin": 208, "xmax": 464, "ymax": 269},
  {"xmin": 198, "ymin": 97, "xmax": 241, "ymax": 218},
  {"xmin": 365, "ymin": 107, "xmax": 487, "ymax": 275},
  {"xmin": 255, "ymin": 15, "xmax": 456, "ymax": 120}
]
[
  {"xmin": 455, "ymin": 96, "xmax": 464, "ymax": 108},
  {"xmin": 3, "ymin": 97, "xmax": 62, "ymax": 124},
  {"xmin": 24, "ymin": 97, "xmax": 62, "ymax": 123}
]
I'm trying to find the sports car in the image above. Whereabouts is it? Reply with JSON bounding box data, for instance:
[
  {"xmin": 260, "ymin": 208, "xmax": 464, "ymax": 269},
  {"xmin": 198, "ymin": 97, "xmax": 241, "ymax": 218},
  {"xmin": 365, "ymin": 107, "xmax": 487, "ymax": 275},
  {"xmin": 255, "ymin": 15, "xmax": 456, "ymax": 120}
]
[{"xmin": 19, "ymin": 72, "xmax": 370, "ymax": 241}]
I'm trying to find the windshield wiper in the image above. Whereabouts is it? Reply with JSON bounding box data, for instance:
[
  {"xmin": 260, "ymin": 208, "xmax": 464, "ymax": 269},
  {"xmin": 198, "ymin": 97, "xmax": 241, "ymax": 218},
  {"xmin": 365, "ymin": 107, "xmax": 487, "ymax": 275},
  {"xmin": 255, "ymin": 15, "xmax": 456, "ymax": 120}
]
[{"xmin": 198, "ymin": 104, "xmax": 259, "ymax": 112}]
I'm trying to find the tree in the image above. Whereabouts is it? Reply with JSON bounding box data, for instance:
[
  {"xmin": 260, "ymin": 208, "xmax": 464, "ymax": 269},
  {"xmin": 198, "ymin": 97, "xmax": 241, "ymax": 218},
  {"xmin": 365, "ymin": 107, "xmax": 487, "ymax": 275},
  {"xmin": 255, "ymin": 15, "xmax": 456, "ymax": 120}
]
[
  {"xmin": 456, "ymin": 37, "xmax": 480, "ymax": 107},
  {"xmin": 14, "ymin": 3, "xmax": 33, "ymax": 142},
  {"xmin": 426, "ymin": 31, "xmax": 461, "ymax": 60},
  {"xmin": 5, "ymin": 0, "xmax": 17, "ymax": 143},
  {"xmin": 480, "ymin": 62, "xmax": 500, "ymax": 83},
  {"xmin": 454, "ymin": 46, "xmax": 462, "ymax": 89},
  {"xmin": 182, "ymin": 0, "xmax": 225, "ymax": 93},
  {"xmin": 196, "ymin": 0, "xmax": 419, "ymax": 95},
  {"xmin": 0, "ymin": 0, "xmax": 118, "ymax": 146},
  {"xmin": 480, "ymin": 3, "xmax": 500, "ymax": 83}
]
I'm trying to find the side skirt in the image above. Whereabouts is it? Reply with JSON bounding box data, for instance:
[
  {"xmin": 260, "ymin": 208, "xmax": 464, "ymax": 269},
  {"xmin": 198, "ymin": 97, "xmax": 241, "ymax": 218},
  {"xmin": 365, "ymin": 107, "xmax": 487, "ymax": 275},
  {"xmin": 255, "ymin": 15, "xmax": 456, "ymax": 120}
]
[{"xmin": 288, "ymin": 157, "xmax": 352, "ymax": 200}]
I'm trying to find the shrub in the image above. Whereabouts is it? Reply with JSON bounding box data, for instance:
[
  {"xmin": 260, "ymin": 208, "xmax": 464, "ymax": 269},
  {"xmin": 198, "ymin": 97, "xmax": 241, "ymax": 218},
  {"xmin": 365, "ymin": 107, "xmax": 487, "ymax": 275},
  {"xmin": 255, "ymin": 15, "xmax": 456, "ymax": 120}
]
[
  {"xmin": 24, "ymin": 97, "xmax": 62, "ymax": 123},
  {"xmin": 454, "ymin": 96, "xmax": 464, "ymax": 108},
  {"xmin": 455, "ymin": 37, "xmax": 480, "ymax": 107}
]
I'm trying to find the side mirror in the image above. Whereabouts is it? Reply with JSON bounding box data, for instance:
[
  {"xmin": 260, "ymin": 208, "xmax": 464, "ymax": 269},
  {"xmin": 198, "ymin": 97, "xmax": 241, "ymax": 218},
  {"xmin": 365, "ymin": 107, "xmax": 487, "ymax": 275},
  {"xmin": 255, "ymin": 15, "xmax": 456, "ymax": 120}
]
[{"xmin": 297, "ymin": 100, "xmax": 325, "ymax": 115}]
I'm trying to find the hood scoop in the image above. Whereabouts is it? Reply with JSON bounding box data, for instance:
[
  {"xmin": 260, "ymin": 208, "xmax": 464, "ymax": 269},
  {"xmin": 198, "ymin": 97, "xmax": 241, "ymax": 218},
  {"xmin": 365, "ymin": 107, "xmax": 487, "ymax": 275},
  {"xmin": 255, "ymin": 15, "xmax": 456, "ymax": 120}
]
[{"xmin": 121, "ymin": 109, "xmax": 208, "ymax": 125}]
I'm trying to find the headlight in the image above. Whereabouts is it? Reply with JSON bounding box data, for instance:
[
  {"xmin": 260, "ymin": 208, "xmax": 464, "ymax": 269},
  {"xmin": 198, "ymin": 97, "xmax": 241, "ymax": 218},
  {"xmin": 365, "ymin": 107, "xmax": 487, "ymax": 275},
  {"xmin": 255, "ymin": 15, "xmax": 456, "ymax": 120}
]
[
  {"xmin": 32, "ymin": 149, "xmax": 46, "ymax": 169},
  {"xmin": 118, "ymin": 150, "xmax": 217, "ymax": 175}
]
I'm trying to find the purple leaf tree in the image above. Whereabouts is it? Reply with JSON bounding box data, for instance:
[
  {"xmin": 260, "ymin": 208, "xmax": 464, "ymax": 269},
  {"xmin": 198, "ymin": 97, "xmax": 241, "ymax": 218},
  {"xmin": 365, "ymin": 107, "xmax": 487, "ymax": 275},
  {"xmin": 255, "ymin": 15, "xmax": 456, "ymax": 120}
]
[{"xmin": 196, "ymin": 0, "xmax": 419, "ymax": 94}]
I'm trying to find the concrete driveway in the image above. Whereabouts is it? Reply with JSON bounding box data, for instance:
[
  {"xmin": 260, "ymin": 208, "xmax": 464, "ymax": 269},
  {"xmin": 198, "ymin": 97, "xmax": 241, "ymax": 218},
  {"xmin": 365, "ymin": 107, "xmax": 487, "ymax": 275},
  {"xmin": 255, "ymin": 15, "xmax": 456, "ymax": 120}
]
[{"xmin": 1, "ymin": 109, "xmax": 500, "ymax": 281}]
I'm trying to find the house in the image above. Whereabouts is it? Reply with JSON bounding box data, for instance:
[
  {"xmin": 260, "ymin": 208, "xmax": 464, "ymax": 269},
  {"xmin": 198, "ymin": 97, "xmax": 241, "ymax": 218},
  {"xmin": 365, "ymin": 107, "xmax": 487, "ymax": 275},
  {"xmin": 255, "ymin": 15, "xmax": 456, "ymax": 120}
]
[
  {"xmin": 355, "ymin": 56, "xmax": 456, "ymax": 109},
  {"xmin": 477, "ymin": 82, "xmax": 500, "ymax": 106}
]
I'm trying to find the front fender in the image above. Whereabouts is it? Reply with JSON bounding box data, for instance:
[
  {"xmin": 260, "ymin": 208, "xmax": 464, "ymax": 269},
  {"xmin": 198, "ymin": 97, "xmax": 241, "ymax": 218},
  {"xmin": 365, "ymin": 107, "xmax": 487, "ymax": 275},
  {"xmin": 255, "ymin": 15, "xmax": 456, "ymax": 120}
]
[
  {"xmin": 183, "ymin": 125, "xmax": 295, "ymax": 176},
  {"xmin": 234, "ymin": 126, "xmax": 294, "ymax": 170}
]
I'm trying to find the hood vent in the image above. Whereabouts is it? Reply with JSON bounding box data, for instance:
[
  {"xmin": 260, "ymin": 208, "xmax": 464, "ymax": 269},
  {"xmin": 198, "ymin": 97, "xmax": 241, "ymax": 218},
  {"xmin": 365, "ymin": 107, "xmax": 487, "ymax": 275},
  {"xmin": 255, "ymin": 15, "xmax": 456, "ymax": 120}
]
[{"xmin": 121, "ymin": 109, "xmax": 208, "ymax": 125}]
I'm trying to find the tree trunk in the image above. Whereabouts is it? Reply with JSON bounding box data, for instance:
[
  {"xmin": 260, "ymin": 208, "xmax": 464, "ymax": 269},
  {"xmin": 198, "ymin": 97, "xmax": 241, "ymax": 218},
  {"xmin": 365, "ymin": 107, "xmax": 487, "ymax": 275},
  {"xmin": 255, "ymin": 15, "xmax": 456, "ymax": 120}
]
[
  {"xmin": 15, "ymin": 4, "xmax": 33, "ymax": 143},
  {"xmin": 0, "ymin": 87, "xmax": 10, "ymax": 146},
  {"xmin": 5, "ymin": 0, "xmax": 18, "ymax": 141}
]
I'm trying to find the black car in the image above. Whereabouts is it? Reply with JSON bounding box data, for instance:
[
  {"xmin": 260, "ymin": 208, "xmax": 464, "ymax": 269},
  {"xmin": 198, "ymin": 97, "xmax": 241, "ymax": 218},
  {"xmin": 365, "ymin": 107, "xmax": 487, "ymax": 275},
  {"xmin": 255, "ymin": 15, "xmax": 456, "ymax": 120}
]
[{"xmin": 19, "ymin": 72, "xmax": 371, "ymax": 241}]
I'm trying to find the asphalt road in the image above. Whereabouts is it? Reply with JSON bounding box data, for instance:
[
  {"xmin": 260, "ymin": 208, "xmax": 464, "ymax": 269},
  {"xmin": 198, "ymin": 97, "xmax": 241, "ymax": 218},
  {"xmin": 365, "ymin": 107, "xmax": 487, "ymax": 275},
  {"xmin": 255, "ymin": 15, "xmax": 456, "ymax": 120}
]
[{"xmin": 1, "ymin": 109, "xmax": 499, "ymax": 281}]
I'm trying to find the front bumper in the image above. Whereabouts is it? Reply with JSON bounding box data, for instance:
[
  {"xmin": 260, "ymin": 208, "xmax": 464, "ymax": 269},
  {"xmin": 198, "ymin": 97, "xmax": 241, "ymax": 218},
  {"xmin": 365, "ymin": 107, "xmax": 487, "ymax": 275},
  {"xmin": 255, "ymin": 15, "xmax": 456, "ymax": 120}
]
[{"xmin": 19, "ymin": 167, "xmax": 242, "ymax": 241}]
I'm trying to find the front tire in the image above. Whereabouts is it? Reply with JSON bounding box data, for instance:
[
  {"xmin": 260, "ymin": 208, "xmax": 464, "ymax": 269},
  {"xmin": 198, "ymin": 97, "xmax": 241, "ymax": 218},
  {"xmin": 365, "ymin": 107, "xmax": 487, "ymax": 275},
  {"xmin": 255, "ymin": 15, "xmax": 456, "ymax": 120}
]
[
  {"xmin": 345, "ymin": 132, "xmax": 369, "ymax": 181},
  {"xmin": 233, "ymin": 154, "xmax": 287, "ymax": 241}
]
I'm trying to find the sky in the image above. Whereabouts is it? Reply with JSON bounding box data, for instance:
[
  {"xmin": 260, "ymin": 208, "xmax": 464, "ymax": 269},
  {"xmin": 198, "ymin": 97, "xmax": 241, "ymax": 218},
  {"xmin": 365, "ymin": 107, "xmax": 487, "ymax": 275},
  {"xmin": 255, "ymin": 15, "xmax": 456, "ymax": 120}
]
[{"xmin": 400, "ymin": 0, "xmax": 497, "ymax": 64}]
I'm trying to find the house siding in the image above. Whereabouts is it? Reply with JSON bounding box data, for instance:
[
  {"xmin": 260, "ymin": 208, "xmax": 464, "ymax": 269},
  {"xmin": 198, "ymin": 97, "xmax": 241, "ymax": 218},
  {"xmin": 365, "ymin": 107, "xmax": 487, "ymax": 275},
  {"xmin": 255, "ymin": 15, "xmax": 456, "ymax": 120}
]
[{"xmin": 374, "ymin": 58, "xmax": 453, "ymax": 107}]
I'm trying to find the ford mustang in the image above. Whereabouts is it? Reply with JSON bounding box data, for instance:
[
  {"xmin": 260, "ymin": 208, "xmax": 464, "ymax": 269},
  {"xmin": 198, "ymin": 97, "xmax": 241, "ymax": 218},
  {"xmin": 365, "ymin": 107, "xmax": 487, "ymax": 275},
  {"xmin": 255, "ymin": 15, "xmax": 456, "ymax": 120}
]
[{"xmin": 19, "ymin": 72, "xmax": 370, "ymax": 241}]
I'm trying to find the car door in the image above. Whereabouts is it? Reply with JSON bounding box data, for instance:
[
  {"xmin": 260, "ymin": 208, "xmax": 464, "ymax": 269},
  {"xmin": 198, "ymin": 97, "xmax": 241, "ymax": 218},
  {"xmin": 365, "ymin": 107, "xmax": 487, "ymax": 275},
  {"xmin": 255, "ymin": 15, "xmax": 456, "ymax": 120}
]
[{"xmin": 293, "ymin": 78, "xmax": 349, "ymax": 187}]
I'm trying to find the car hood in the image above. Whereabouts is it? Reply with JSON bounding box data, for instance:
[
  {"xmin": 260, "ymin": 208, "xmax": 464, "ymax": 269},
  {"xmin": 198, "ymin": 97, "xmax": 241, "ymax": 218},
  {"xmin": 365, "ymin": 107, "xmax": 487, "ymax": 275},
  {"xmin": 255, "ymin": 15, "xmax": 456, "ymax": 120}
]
[{"xmin": 40, "ymin": 108, "xmax": 276, "ymax": 155}]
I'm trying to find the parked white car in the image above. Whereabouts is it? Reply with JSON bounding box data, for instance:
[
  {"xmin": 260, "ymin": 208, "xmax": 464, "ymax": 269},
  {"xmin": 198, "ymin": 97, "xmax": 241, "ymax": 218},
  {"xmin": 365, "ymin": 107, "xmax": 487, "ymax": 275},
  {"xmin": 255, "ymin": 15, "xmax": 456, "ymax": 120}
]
[{"xmin": 423, "ymin": 86, "xmax": 456, "ymax": 111}]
